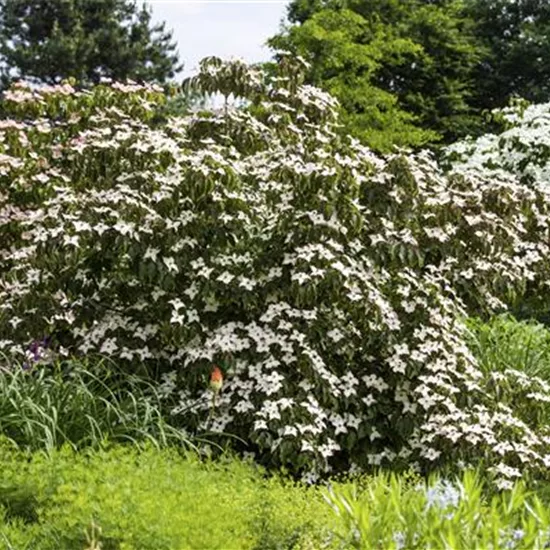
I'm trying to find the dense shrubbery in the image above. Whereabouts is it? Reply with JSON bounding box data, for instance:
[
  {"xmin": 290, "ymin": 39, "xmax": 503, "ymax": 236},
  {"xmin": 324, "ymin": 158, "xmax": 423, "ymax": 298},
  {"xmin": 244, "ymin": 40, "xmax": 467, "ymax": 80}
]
[
  {"xmin": 444, "ymin": 99, "xmax": 550, "ymax": 187},
  {"xmin": 2, "ymin": 56, "xmax": 550, "ymax": 484},
  {"xmin": 0, "ymin": 445, "xmax": 335, "ymax": 549}
]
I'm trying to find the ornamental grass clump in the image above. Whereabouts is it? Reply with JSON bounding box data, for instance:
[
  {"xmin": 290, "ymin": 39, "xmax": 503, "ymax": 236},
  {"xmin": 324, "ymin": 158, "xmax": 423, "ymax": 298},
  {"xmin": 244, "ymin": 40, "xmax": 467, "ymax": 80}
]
[
  {"xmin": 0, "ymin": 358, "xmax": 191, "ymax": 451},
  {"xmin": 2, "ymin": 55, "xmax": 550, "ymax": 483}
]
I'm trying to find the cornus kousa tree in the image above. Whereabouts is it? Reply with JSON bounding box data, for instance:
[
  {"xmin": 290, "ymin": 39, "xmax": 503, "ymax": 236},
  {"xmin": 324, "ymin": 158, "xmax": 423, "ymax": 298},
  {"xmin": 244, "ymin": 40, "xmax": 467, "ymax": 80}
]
[
  {"xmin": 445, "ymin": 99, "xmax": 550, "ymax": 187},
  {"xmin": 3, "ymin": 56, "xmax": 550, "ymax": 486},
  {"xmin": 443, "ymin": 99, "xmax": 550, "ymax": 319}
]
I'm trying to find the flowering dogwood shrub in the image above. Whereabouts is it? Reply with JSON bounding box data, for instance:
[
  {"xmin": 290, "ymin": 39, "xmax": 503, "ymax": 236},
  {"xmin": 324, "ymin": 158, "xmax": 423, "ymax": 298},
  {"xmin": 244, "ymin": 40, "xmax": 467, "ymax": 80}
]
[
  {"xmin": 444, "ymin": 99, "xmax": 550, "ymax": 318},
  {"xmin": 444, "ymin": 99, "xmax": 550, "ymax": 186},
  {"xmin": 2, "ymin": 56, "xmax": 550, "ymax": 484}
]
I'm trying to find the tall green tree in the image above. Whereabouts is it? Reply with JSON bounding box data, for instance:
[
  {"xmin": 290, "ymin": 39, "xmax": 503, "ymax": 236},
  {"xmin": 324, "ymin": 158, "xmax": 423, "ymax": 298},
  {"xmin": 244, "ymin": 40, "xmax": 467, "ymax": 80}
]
[
  {"xmin": 270, "ymin": 0, "xmax": 484, "ymax": 152},
  {"xmin": 269, "ymin": 7, "xmax": 438, "ymax": 152},
  {"xmin": 464, "ymin": 0, "xmax": 550, "ymax": 111},
  {"xmin": 274, "ymin": 0, "xmax": 550, "ymax": 151},
  {"xmin": 0, "ymin": 0, "xmax": 182, "ymax": 87}
]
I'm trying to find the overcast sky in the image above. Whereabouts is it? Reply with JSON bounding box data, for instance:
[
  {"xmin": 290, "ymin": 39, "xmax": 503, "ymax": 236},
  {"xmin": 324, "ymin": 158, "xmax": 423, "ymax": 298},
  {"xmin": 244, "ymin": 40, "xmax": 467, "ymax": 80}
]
[{"xmin": 145, "ymin": 1, "xmax": 290, "ymax": 78}]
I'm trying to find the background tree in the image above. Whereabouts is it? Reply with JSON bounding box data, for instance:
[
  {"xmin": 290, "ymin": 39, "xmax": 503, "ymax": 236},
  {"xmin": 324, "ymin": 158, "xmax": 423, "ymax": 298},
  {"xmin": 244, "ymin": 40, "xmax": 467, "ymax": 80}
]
[
  {"xmin": 0, "ymin": 0, "xmax": 182, "ymax": 87},
  {"xmin": 270, "ymin": 0, "xmax": 484, "ymax": 152},
  {"xmin": 269, "ymin": 7, "xmax": 440, "ymax": 152},
  {"xmin": 464, "ymin": 0, "xmax": 550, "ymax": 111},
  {"xmin": 273, "ymin": 0, "xmax": 550, "ymax": 152}
]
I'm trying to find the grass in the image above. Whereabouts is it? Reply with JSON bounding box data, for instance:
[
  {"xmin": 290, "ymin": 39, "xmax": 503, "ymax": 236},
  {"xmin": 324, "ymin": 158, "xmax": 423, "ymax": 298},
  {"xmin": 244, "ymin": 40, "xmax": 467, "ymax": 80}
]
[
  {"xmin": 0, "ymin": 358, "xmax": 192, "ymax": 452},
  {"xmin": 466, "ymin": 314, "xmax": 550, "ymax": 380}
]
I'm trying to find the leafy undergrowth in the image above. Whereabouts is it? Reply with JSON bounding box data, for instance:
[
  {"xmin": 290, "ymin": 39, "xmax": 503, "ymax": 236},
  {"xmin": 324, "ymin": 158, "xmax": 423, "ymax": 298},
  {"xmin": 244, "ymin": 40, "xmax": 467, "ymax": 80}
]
[
  {"xmin": 0, "ymin": 444, "xmax": 336, "ymax": 550},
  {"xmin": 2, "ymin": 444, "xmax": 550, "ymax": 550}
]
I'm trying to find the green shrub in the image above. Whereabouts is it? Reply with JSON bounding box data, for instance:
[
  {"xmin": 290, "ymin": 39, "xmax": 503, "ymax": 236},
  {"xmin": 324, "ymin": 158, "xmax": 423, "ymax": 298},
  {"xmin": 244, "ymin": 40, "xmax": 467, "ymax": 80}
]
[
  {"xmin": 0, "ymin": 445, "xmax": 336, "ymax": 549},
  {"xmin": 444, "ymin": 96, "xmax": 550, "ymax": 321},
  {"xmin": 0, "ymin": 359, "xmax": 191, "ymax": 451},
  {"xmin": 444, "ymin": 99, "xmax": 550, "ymax": 187},
  {"xmin": 2, "ymin": 56, "xmax": 550, "ymax": 483}
]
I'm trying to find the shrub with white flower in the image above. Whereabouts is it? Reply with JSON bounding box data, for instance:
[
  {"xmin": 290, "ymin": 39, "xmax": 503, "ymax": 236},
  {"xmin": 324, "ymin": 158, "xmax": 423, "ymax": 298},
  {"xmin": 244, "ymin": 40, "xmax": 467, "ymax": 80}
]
[
  {"xmin": 444, "ymin": 99, "xmax": 550, "ymax": 187},
  {"xmin": 2, "ymin": 55, "xmax": 550, "ymax": 483}
]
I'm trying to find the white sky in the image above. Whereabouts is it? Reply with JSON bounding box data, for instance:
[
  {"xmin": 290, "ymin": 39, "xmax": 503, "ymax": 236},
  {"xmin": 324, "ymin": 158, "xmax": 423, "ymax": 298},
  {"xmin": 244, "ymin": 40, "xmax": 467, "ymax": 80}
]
[{"xmin": 145, "ymin": 0, "xmax": 290, "ymax": 78}]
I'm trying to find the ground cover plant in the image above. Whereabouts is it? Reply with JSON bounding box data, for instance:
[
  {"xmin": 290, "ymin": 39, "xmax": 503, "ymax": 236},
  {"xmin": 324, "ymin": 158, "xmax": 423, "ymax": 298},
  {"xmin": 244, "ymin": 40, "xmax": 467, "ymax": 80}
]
[
  {"xmin": 0, "ymin": 444, "xmax": 336, "ymax": 550},
  {"xmin": 3, "ymin": 55, "xmax": 550, "ymax": 489},
  {"xmin": 1, "ymin": 444, "xmax": 550, "ymax": 550}
]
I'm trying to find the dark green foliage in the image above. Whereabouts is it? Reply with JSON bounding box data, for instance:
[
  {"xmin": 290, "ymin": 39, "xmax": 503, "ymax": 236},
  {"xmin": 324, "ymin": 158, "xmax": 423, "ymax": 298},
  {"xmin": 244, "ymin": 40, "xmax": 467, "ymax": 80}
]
[
  {"xmin": 370, "ymin": 0, "xmax": 484, "ymax": 141},
  {"xmin": 0, "ymin": 0, "xmax": 182, "ymax": 87},
  {"xmin": 274, "ymin": 0, "xmax": 550, "ymax": 151},
  {"xmin": 465, "ymin": 0, "xmax": 550, "ymax": 111}
]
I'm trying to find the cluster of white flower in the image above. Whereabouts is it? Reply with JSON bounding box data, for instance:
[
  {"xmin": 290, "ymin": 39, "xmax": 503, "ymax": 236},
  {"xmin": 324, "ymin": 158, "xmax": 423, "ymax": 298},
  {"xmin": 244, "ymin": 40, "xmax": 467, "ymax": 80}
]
[
  {"xmin": 445, "ymin": 99, "xmax": 550, "ymax": 188},
  {"xmin": 2, "ymin": 56, "xmax": 550, "ymax": 483}
]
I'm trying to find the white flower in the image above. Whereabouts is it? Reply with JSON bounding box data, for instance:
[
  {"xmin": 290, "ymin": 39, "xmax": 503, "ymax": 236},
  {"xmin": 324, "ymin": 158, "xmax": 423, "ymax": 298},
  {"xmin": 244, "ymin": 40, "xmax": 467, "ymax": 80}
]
[
  {"xmin": 168, "ymin": 298, "xmax": 184, "ymax": 310},
  {"xmin": 327, "ymin": 328, "xmax": 344, "ymax": 342},
  {"xmin": 163, "ymin": 257, "xmax": 179, "ymax": 273},
  {"xmin": 144, "ymin": 247, "xmax": 160, "ymax": 261},
  {"xmin": 423, "ymin": 448, "xmax": 441, "ymax": 461},
  {"xmin": 170, "ymin": 311, "xmax": 185, "ymax": 325},
  {"xmin": 63, "ymin": 235, "xmax": 80, "ymax": 247},
  {"xmin": 100, "ymin": 338, "xmax": 118, "ymax": 355},
  {"xmin": 217, "ymin": 271, "xmax": 234, "ymax": 284}
]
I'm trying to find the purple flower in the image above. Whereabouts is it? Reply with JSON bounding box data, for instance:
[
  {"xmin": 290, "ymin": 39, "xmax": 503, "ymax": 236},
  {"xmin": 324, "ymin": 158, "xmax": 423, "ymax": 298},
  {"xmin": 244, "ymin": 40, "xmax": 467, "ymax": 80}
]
[{"xmin": 23, "ymin": 336, "xmax": 50, "ymax": 369}]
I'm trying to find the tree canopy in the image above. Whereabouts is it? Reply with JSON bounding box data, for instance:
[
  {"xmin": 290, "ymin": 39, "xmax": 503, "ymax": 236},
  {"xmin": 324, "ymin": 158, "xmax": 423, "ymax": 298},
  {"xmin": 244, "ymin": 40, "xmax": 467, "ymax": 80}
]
[
  {"xmin": 271, "ymin": 0, "xmax": 550, "ymax": 152},
  {"xmin": 0, "ymin": 0, "xmax": 182, "ymax": 87},
  {"xmin": 465, "ymin": 0, "xmax": 550, "ymax": 110}
]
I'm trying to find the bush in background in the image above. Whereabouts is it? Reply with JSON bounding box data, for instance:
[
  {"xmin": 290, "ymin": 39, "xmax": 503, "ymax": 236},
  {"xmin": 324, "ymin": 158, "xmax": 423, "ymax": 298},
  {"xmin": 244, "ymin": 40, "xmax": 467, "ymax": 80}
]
[{"xmin": 444, "ymin": 99, "xmax": 550, "ymax": 187}]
